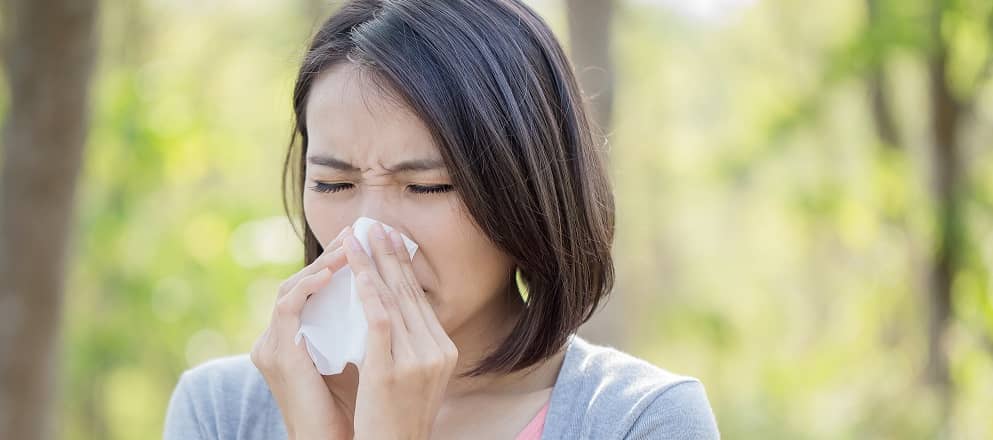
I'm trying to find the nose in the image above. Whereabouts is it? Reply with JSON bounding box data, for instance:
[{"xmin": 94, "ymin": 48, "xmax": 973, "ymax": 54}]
[{"xmin": 354, "ymin": 187, "xmax": 408, "ymax": 237}]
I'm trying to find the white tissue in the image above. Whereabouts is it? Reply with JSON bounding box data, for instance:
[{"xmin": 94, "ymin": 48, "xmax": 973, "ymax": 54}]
[{"xmin": 294, "ymin": 216, "xmax": 419, "ymax": 375}]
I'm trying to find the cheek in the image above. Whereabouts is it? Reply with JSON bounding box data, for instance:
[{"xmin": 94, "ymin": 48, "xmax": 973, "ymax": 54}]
[
  {"xmin": 303, "ymin": 194, "xmax": 347, "ymax": 247},
  {"xmin": 421, "ymin": 215, "xmax": 516, "ymax": 317}
]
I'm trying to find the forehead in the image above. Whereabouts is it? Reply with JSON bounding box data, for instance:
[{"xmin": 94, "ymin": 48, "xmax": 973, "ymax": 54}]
[{"xmin": 304, "ymin": 63, "xmax": 439, "ymax": 161}]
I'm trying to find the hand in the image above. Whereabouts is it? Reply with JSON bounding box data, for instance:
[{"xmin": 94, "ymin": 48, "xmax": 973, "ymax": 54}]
[
  {"xmin": 250, "ymin": 228, "xmax": 354, "ymax": 440},
  {"xmin": 343, "ymin": 223, "xmax": 459, "ymax": 440}
]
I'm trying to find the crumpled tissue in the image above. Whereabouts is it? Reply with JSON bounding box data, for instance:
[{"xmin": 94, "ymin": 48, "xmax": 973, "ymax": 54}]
[{"xmin": 294, "ymin": 216, "xmax": 418, "ymax": 375}]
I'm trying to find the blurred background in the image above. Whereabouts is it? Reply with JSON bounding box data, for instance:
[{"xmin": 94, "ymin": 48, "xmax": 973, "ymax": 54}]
[{"xmin": 2, "ymin": 0, "xmax": 992, "ymax": 438}]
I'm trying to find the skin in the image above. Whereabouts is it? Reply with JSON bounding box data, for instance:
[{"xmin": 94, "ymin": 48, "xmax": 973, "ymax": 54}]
[{"xmin": 251, "ymin": 63, "xmax": 566, "ymax": 439}]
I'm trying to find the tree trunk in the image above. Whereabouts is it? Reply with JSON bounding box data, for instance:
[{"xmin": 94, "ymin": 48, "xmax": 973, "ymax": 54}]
[
  {"xmin": 566, "ymin": 0, "xmax": 622, "ymax": 347},
  {"xmin": 924, "ymin": 0, "xmax": 960, "ymax": 430},
  {"xmin": 0, "ymin": 0, "xmax": 98, "ymax": 438}
]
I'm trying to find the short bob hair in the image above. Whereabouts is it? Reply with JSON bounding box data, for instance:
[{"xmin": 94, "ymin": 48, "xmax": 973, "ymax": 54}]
[{"xmin": 282, "ymin": 0, "xmax": 615, "ymax": 377}]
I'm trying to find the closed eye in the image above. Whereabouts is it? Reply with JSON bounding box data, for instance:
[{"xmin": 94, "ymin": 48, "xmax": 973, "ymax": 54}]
[
  {"xmin": 308, "ymin": 182, "xmax": 454, "ymax": 195},
  {"xmin": 408, "ymin": 184, "xmax": 454, "ymax": 194},
  {"xmin": 309, "ymin": 182, "xmax": 353, "ymax": 193}
]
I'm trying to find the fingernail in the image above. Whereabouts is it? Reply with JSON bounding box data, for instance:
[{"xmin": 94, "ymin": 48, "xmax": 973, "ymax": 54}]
[
  {"xmin": 372, "ymin": 223, "xmax": 386, "ymax": 241},
  {"xmin": 346, "ymin": 235, "xmax": 362, "ymax": 252},
  {"xmin": 389, "ymin": 230, "xmax": 403, "ymax": 249}
]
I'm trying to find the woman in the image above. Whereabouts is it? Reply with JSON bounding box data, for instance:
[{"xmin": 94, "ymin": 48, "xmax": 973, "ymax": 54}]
[{"xmin": 164, "ymin": 0, "xmax": 719, "ymax": 438}]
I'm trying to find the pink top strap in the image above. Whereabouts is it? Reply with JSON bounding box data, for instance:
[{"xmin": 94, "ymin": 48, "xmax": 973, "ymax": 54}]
[{"xmin": 514, "ymin": 399, "xmax": 551, "ymax": 440}]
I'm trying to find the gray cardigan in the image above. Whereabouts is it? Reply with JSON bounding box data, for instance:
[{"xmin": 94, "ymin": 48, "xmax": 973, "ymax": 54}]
[{"xmin": 164, "ymin": 334, "xmax": 720, "ymax": 439}]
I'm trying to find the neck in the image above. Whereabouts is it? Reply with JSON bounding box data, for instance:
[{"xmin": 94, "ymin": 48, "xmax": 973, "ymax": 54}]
[{"xmin": 442, "ymin": 285, "xmax": 527, "ymax": 398}]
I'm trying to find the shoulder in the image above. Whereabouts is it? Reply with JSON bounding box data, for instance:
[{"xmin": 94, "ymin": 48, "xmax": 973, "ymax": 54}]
[
  {"xmin": 544, "ymin": 335, "xmax": 720, "ymax": 439},
  {"xmin": 163, "ymin": 354, "xmax": 286, "ymax": 440}
]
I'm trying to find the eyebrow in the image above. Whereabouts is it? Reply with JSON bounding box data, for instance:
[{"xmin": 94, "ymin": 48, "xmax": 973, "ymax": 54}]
[{"xmin": 306, "ymin": 154, "xmax": 445, "ymax": 173}]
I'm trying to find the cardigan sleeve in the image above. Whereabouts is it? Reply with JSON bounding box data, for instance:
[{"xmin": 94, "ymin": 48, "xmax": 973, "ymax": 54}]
[{"xmin": 623, "ymin": 380, "xmax": 720, "ymax": 440}]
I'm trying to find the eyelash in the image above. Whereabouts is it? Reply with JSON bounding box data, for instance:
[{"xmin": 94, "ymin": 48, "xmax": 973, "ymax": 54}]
[{"xmin": 308, "ymin": 182, "xmax": 454, "ymax": 195}]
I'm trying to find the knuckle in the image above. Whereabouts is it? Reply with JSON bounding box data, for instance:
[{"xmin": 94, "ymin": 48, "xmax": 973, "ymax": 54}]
[
  {"xmin": 300, "ymin": 270, "xmax": 327, "ymax": 286},
  {"xmin": 381, "ymin": 370, "xmax": 398, "ymax": 386},
  {"xmin": 381, "ymin": 278, "xmax": 399, "ymax": 292},
  {"xmin": 437, "ymin": 351, "xmax": 454, "ymax": 367},
  {"xmin": 250, "ymin": 347, "xmax": 271, "ymax": 369},
  {"xmin": 277, "ymin": 279, "xmax": 294, "ymax": 296},
  {"xmin": 420, "ymin": 355, "xmax": 442, "ymax": 370},
  {"xmin": 289, "ymin": 275, "xmax": 327, "ymax": 297},
  {"xmin": 395, "ymin": 363, "xmax": 417, "ymax": 378},
  {"xmin": 378, "ymin": 292, "xmax": 397, "ymax": 309},
  {"xmin": 419, "ymin": 361, "xmax": 437, "ymax": 377},
  {"xmin": 369, "ymin": 314, "xmax": 390, "ymax": 332},
  {"xmin": 353, "ymin": 258, "xmax": 372, "ymax": 271},
  {"xmin": 392, "ymin": 280, "xmax": 414, "ymax": 297},
  {"xmin": 274, "ymin": 297, "xmax": 296, "ymax": 316},
  {"xmin": 315, "ymin": 250, "xmax": 340, "ymax": 266},
  {"xmin": 294, "ymin": 278, "xmax": 318, "ymax": 293},
  {"xmin": 444, "ymin": 343, "xmax": 459, "ymax": 360}
]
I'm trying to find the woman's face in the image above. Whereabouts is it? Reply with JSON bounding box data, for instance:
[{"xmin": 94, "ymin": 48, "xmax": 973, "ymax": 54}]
[{"xmin": 303, "ymin": 63, "xmax": 518, "ymax": 334}]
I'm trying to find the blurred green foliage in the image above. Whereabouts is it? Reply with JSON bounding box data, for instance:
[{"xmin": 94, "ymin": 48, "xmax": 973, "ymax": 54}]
[{"xmin": 52, "ymin": 0, "xmax": 992, "ymax": 438}]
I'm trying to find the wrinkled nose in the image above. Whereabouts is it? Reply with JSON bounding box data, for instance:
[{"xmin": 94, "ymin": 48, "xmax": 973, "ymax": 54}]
[{"xmin": 354, "ymin": 188, "xmax": 407, "ymax": 239}]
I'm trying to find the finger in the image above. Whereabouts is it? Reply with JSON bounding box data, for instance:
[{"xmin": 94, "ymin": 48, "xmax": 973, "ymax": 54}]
[
  {"xmin": 323, "ymin": 225, "xmax": 352, "ymax": 253},
  {"xmin": 382, "ymin": 229, "xmax": 436, "ymax": 350},
  {"xmin": 355, "ymin": 272, "xmax": 394, "ymax": 369},
  {"xmin": 356, "ymin": 231, "xmax": 415, "ymax": 361},
  {"xmin": 390, "ymin": 230, "xmax": 450, "ymax": 348},
  {"xmin": 273, "ymin": 267, "xmax": 333, "ymax": 340},
  {"xmin": 275, "ymin": 246, "xmax": 347, "ymax": 303},
  {"xmin": 343, "ymin": 232, "xmax": 378, "ymax": 279},
  {"xmin": 373, "ymin": 274, "xmax": 414, "ymax": 362},
  {"xmin": 388, "ymin": 229, "xmax": 423, "ymax": 296},
  {"xmin": 368, "ymin": 223, "xmax": 411, "ymax": 300},
  {"xmin": 345, "ymin": 230, "xmax": 415, "ymax": 360},
  {"xmin": 276, "ymin": 226, "xmax": 351, "ymax": 300},
  {"xmin": 370, "ymin": 225, "xmax": 431, "ymax": 345},
  {"xmin": 413, "ymin": 290, "xmax": 451, "ymax": 355}
]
